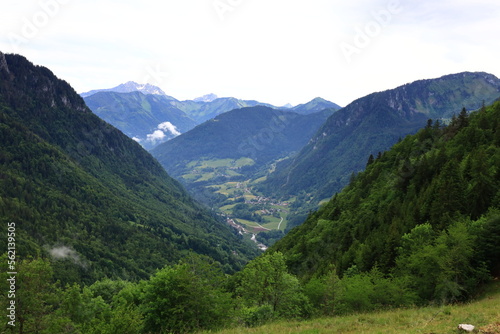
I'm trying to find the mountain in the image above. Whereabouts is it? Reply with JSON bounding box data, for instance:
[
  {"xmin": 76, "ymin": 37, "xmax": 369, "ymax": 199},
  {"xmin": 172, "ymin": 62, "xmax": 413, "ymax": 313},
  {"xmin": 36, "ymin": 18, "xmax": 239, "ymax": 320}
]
[
  {"xmin": 83, "ymin": 91, "xmax": 198, "ymax": 150},
  {"xmin": 270, "ymin": 100, "xmax": 500, "ymax": 301},
  {"xmin": 0, "ymin": 52, "xmax": 258, "ymax": 283},
  {"xmin": 264, "ymin": 72, "xmax": 500, "ymax": 206},
  {"xmin": 80, "ymin": 81, "xmax": 173, "ymax": 98},
  {"xmin": 82, "ymin": 85, "xmax": 311, "ymax": 150},
  {"xmin": 151, "ymin": 106, "xmax": 335, "ymax": 178},
  {"xmin": 194, "ymin": 93, "xmax": 218, "ymax": 102},
  {"xmin": 291, "ymin": 97, "xmax": 342, "ymax": 115}
]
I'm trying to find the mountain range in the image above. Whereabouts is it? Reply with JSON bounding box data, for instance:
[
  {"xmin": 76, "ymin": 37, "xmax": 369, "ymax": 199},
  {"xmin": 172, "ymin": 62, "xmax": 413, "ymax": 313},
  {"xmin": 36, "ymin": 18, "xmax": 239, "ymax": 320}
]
[
  {"xmin": 0, "ymin": 51, "xmax": 258, "ymax": 283},
  {"xmin": 82, "ymin": 82, "xmax": 341, "ymax": 150}
]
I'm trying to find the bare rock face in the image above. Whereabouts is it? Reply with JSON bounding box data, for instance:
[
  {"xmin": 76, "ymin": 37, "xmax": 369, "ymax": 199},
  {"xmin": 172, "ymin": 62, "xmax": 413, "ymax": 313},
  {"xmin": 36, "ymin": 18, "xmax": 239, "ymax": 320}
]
[
  {"xmin": 458, "ymin": 324, "xmax": 475, "ymax": 332},
  {"xmin": 0, "ymin": 50, "xmax": 11, "ymax": 74}
]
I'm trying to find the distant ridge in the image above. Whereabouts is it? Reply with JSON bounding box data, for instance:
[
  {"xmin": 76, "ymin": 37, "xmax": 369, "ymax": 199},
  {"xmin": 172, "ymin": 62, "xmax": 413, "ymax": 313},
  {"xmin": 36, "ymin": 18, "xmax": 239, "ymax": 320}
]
[
  {"xmin": 83, "ymin": 82, "xmax": 342, "ymax": 149},
  {"xmin": 194, "ymin": 93, "xmax": 218, "ymax": 103}
]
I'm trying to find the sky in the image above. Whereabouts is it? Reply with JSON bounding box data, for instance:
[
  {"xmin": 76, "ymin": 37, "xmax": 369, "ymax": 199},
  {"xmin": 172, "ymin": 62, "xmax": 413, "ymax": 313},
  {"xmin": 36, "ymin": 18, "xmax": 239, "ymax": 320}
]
[{"xmin": 1, "ymin": 0, "xmax": 499, "ymax": 107}]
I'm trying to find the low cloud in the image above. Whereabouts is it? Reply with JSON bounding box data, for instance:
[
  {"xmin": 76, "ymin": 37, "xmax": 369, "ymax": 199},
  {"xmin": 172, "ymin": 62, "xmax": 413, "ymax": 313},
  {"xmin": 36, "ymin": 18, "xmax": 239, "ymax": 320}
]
[
  {"xmin": 146, "ymin": 129, "xmax": 166, "ymax": 142},
  {"xmin": 48, "ymin": 246, "xmax": 87, "ymax": 268},
  {"xmin": 158, "ymin": 121, "xmax": 181, "ymax": 136},
  {"xmin": 145, "ymin": 122, "xmax": 181, "ymax": 143}
]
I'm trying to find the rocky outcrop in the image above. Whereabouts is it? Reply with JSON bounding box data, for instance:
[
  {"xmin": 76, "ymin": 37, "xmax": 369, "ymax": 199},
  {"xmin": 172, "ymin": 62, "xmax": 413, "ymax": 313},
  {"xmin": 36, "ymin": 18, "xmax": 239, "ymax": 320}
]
[
  {"xmin": 458, "ymin": 324, "xmax": 475, "ymax": 332},
  {"xmin": 0, "ymin": 50, "xmax": 11, "ymax": 74}
]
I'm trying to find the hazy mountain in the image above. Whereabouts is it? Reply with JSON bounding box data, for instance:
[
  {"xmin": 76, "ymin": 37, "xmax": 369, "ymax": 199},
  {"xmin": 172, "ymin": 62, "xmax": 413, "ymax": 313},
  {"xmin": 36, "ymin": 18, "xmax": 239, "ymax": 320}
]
[
  {"xmin": 194, "ymin": 93, "xmax": 218, "ymax": 102},
  {"xmin": 82, "ymin": 80, "xmax": 342, "ymax": 151},
  {"xmin": 263, "ymin": 72, "xmax": 500, "ymax": 205},
  {"xmin": 80, "ymin": 81, "xmax": 174, "ymax": 98},
  {"xmin": 291, "ymin": 97, "xmax": 342, "ymax": 115},
  {"xmin": 84, "ymin": 91, "xmax": 198, "ymax": 150},
  {"xmin": 171, "ymin": 97, "xmax": 279, "ymax": 124},
  {"xmin": 0, "ymin": 51, "xmax": 257, "ymax": 283},
  {"xmin": 151, "ymin": 106, "xmax": 336, "ymax": 178}
]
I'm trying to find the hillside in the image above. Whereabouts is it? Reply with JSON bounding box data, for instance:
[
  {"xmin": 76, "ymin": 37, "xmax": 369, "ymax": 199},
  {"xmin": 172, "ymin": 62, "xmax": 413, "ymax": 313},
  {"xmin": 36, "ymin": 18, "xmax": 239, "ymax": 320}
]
[
  {"xmin": 271, "ymin": 101, "xmax": 500, "ymax": 293},
  {"xmin": 264, "ymin": 72, "xmax": 500, "ymax": 207},
  {"xmin": 84, "ymin": 91, "xmax": 197, "ymax": 150},
  {"xmin": 0, "ymin": 52, "xmax": 258, "ymax": 283}
]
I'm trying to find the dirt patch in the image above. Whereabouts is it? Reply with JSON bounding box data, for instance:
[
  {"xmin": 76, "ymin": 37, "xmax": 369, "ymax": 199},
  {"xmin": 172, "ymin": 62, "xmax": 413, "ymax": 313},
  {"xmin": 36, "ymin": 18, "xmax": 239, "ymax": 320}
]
[{"xmin": 480, "ymin": 322, "xmax": 500, "ymax": 334}]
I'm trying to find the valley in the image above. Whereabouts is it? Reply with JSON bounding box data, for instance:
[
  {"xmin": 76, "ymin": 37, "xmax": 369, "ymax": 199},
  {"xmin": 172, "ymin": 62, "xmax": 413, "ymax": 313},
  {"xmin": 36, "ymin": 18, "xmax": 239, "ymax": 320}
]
[
  {"xmin": 2, "ymin": 50, "xmax": 500, "ymax": 334},
  {"xmin": 175, "ymin": 157, "xmax": 295, "ymax": 247}
]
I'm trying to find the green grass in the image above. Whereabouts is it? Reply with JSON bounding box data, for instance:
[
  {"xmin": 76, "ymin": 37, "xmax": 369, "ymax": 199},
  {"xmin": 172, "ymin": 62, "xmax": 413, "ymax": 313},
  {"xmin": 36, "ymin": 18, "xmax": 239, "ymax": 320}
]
[
  {"xmin": 210, "ymin": 281, "xmax": 500, "ymax": 334},
  {"xmin": 234, "ymin": 218, "xmax": 271, "ymax": 232},
  {"xmin": 235, "ymin": 157, "xmax": 255, "ymax": 167},
  {"xmin": 198, "ymin": 172, "xmax": 216, "ymax": 181},
  {"xmin": 252, "ymin": 176, "xmax": 267, "ymax": 183},
  {"xmin": 260, "ymin": 215, "xmax": 286, "ymax": 231},
  {"xmin": 181, "ymin": 173, "xmax": 201, "ymax": 181},
  {"xmin": 183, "ymin": 158, "xmax": 254, "ymax": 183}
]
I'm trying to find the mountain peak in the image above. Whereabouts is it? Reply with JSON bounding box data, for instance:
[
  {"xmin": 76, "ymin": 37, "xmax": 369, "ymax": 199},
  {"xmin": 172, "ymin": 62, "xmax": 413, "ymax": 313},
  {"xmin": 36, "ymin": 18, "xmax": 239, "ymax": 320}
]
[
  {"xmin": 194, "ymin": 93, "xmax": 218, "ymax": 103},
  {"xmin": 80, "ymin": 81, "xmax": 171, "ymax": 98},
  {"xmin": 116, "ymin": 81, "xmax": 167, "ymax": 96},
  {"xmin": 291, "ymin": 97, "xmax": 342, "ymax": 115}
]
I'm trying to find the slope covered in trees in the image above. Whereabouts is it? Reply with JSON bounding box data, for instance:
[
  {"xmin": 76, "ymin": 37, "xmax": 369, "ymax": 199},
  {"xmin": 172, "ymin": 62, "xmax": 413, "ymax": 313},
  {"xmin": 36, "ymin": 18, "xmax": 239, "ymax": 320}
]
[
  {"xmin": 0, "ymin": 52, "xmax": 258, "ymax": 284},
  {"xmin": 271, "ymin": 101, "xmax": 500, "ymax": 303}
]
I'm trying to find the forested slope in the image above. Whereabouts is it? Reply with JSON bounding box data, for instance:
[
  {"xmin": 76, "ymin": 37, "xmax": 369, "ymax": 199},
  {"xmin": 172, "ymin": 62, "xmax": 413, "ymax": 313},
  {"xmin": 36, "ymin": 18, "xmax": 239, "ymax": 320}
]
[
  {"xmin": 0, "ymin": 52, "xmax": 257, "ymax": 284},
  {"xmin": 271, "ymin": 101, "xmax": 500, "ymax": 302}
]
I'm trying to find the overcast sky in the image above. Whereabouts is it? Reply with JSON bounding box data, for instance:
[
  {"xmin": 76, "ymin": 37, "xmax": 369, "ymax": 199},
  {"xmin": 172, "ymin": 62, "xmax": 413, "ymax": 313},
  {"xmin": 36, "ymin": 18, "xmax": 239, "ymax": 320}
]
[{"xmin": 1, "ymin": 0, "xmax": 499, "ymax": 107}]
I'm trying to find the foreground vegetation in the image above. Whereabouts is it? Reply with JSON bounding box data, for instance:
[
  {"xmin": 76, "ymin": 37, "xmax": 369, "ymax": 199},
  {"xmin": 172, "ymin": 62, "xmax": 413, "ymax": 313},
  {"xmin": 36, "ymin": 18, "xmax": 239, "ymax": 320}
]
[
  {"xmin": 2, "ymin": 253, "xmax": 499, "ymax": 334},
  {"xmin": 212, "ymin": 280, "xmax": 500, "ymax": 334}
]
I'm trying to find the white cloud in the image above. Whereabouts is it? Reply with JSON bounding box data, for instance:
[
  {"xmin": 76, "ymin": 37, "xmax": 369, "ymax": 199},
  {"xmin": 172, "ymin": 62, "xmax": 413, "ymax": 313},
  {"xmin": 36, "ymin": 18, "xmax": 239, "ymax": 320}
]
[
  {"xmin": 158, "ymin": 122, "xmax": 181, "ymax": 136},
  {"xmin": 48, "ymin": 245, "xmax": 87, "ymax": 268},
  {"xmin": 146, "ymin": 129, "xmax": 166, "ymax": 143},
  {"xmin": 144, "ymin": 122, "xmax": 181, "ymax": 143}
]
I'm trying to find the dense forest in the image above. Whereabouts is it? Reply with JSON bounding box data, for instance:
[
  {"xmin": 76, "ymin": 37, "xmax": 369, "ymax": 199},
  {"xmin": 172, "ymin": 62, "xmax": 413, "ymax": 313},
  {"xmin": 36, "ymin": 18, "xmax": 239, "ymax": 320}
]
[
  {"xmin": 2, "ymin": 86, "xmax": 499, "ymax": 333},
  {"xmin": 272, "ymin": 102, "xmax": 500, "ymax": 297}
]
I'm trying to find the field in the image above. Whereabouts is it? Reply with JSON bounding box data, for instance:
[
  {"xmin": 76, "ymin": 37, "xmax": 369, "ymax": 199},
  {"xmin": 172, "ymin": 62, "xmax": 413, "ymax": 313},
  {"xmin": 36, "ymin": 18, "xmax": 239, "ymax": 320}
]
[{"xmin": 209, "ymin": 281, "xmax": 500, "ymax": 334}]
